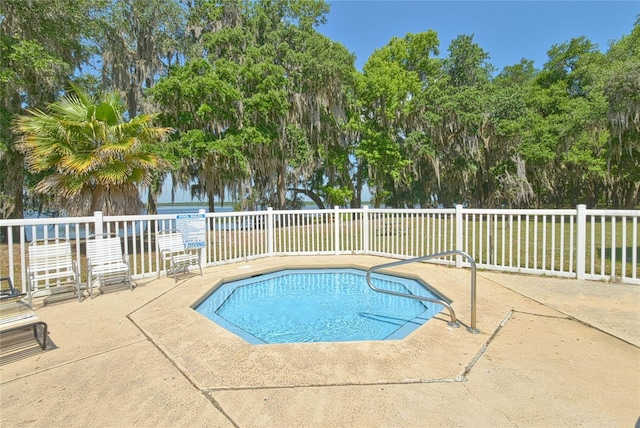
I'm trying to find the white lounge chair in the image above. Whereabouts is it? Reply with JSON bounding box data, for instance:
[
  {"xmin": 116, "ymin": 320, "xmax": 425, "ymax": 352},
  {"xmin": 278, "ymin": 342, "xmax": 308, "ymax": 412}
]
[
  {"xmin": 156, "ymin": 229, "xmax": 202, "ymax": 282},
  {"xmin": 86, "ymin": 233, "xmax": 133, "ymax": 297},
  {"xmin": 0, "ymin": 277, "xmax": 47, "ymax": 350},
  {"xmin": 27, "ymin": 238, "xmax": 82, "ymax": 305}
]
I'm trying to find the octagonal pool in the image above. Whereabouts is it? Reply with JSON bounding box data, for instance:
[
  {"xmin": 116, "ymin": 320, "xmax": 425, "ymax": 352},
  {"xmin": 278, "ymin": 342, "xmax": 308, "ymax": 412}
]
[{"xmin": 195, "ymin": 268, "xmax": 446, "ymax": 344}]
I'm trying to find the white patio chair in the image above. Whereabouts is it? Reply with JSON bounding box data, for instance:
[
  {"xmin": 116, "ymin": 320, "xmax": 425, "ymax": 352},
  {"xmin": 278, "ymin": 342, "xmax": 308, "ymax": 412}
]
[
  {"xmin": 86, "ymin": 233, "xmax": 133, "ymax": 297},
  {"xmin": 156, "ymin": 229, "xmax": 202, "ymax": 282},
  {"xmin": 27, "ymin": 238, "xmax": 82, "ymax": 305}
]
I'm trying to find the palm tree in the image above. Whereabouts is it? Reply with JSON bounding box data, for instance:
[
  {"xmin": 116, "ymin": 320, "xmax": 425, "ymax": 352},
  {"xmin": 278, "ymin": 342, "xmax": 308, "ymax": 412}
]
[{"xmin": 13, "ymin": 84, "xmax": 172, "ymax": 216}]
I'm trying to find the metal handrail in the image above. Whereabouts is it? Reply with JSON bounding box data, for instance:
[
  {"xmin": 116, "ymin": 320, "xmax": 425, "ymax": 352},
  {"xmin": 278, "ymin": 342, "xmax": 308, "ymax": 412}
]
[{"xmin": 366, "ymin": 250, "xmax": 479, "ymax": 334}]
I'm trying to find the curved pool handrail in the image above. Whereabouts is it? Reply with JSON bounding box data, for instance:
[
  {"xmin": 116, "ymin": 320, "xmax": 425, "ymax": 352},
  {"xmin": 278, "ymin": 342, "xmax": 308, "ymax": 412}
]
[
  {"xmin": 366, "ymin": 250, "xmax": 479, "ymax": 334},
  {"xmin": 366, "ymin": 269, "xmax": 460, "ymax": 329}
]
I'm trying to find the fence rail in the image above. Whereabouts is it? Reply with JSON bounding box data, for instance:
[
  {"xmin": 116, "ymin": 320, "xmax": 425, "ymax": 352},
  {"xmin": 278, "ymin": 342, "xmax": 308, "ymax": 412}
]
[{"xmin": 1, "ymin": 204, "xmax": 638, "ymax": 292}]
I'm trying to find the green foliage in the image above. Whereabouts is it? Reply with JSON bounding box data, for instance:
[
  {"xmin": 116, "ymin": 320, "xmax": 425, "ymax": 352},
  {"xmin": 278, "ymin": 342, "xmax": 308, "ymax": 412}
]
[
  {"xmin": 321, "ymin": 185, "xmax": 353, "ymax": 207},
  {"xmin": 444, "ymin": 34, "xmax": 494, "ymax": 87},
  {"xmin": 12, "ymin": 85, "xmax": 172, "ymax": 215},
  {"xmin": 2, "ymin": 0, "xmax": 639, "ymax": 213},
  {"xmin": 1, "ymin": 0, "xmax": 97, "ymax": 219}
]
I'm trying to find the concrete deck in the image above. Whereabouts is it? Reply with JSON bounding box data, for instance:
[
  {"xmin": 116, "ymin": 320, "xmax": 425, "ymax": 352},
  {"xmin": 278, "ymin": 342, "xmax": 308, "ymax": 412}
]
[{"xmin": 1, "ymin": 255, "xmax": 639, "ymax": 427}]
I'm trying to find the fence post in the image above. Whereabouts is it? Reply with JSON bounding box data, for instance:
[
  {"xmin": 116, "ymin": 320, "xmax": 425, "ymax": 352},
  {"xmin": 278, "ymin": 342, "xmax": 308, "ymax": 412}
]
[
  {"xmin": 267, "ymin": 207, "xmax": 274, "ymax": 256},
  {"xmin": 576, "ymin": 204, "xmax": 586, "ymax": 280},
  {"xmin": 455, "ymin": 204, "xmax": 463, "ymax": 267},
  {"xmin": 334, "ymin": 206, "xmax": 340, "ymax": 255},
  {"xmin": 362, "ymin": 205, "xmax": 370, "ymax": 255},
  {"xmin": 93, "ymin": 211, "xmax": 104, "ymax": 236},
  {"xmin": 198, "ymin": 209, "xmax": 206, "ymax": 266}
]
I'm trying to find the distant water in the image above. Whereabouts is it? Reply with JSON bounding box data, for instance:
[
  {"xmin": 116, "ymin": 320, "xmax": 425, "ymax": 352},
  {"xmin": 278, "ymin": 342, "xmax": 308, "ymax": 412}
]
[
  {"xmin": 17, "ymin": 205, "xmax": 230, "ymax": 241},
  {"xmin": 155, "ymin": 205, "xmax": 232, "ymax": 215},
  {"xmin": 22, "ymin": 203, "xmax": 330, "ymax": 222},
  {"xmin": 23, "ymin": 204, "xmax": 234, "ymax": 220},
  {"xmin": 156, "ymin": 204, "xmax": 321, "ymax": 214},
  {"xmin": 16, "ymin": 204, "xmax": 314, "ymax": 240}
]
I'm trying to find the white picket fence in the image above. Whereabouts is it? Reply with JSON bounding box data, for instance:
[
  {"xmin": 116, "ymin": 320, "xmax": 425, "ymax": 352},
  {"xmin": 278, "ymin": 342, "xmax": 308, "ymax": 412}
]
[{"xmin": 1, "ymin": 205, "xmax": 638, "ymax": 293}]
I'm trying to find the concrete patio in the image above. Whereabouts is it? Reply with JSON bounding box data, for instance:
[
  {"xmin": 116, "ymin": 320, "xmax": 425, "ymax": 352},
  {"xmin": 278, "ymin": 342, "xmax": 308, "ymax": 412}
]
[{"xmin": 1, "ymin": 255, "xmax": 638, "ymax": 427}]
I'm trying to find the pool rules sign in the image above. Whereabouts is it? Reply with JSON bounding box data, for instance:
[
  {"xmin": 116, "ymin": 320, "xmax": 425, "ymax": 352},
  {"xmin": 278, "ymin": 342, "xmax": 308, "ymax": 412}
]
[{"xmin": 176, "ymin": 212, "xmax": 206, "ymax": 249}]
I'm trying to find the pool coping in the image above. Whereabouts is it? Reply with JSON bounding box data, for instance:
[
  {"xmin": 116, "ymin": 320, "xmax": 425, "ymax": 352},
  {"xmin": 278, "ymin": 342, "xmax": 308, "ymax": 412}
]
[{"xmin": 129, "ymin": 258, "xmax": 548, "ymax": 390}]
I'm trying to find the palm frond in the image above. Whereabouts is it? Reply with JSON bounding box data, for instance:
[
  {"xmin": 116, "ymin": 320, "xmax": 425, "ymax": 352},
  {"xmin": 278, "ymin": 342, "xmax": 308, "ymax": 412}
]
[{"xmin": 13, "ymin": 84, "xmax": 170, "ymax": 215}]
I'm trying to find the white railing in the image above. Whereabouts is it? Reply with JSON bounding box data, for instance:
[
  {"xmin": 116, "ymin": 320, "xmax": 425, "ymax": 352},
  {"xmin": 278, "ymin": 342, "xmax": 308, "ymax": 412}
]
[{"xmin": 1, "ymin": 204, "xmax": 638, "ymax": 293}]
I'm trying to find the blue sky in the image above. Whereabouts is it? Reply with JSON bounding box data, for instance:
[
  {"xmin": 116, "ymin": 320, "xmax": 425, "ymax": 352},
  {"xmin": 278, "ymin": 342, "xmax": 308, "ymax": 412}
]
[{"xmin": 318, "ymin": 1, "xmax": 639, "ymax": 71}]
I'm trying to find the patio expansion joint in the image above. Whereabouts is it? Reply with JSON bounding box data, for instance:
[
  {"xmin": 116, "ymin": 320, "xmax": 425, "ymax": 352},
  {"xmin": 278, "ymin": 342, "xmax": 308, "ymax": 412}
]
[
  {"xmin": 125, "ymin": 313, "xmax": 242, "ymax": 428},
  {"xmin": 199, "ymin": 330, "xmax": 525, "ymax": 394},
  {"xmin": 122, "ymin": 279, "xmax": 204, "ymax": 388},
  {"xmin": 514, "ymin": 308, "xmax": 640, "ymax": 349},
  {"xmin": 126, "ymin": 313, "xmax": 198, "ymax": 387},
  {"xmin": 474, "ymin": 273, "xmax": 640, "ymax": 346},
  {"xmin": 475, "ymin": 272, "xmax": 640, "ymax": 346},
  {"xmin": 0, "ymin": 338, "xmax": 147, "ymax": 386},
  {"xmin": 201, "ymin": 377, "xmax": 463, "ymax": 394},
  {"xmin": 456, "ymin": 309, "xmax": 515, "ymax": 382}
]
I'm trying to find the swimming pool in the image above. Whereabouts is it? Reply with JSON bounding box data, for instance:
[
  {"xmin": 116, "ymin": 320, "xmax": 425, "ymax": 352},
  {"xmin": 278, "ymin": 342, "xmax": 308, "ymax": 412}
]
[{"xmin": 195, "ymin": 268, "xmax": 446, "ymax": 344}]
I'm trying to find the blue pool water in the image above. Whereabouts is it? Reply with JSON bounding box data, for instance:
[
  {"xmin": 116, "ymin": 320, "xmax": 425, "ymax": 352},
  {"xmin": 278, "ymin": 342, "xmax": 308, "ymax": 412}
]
[{"xmin": 195, "ymin": 268, "xmax": 445, "ymax": 344}]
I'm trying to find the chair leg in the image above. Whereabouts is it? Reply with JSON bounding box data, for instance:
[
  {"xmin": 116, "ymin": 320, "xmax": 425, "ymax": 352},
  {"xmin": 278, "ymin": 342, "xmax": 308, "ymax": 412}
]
[
  {"xmin": 32, "ymin": 322, "xmax": 47, "ymax": 350},
  {"xmin": 39, "ymin": 322, "xmax": 47, "ymax": 350},
  {"xmin": 158, "ymin": 258, "xmax": 165, "ymax": 279}
]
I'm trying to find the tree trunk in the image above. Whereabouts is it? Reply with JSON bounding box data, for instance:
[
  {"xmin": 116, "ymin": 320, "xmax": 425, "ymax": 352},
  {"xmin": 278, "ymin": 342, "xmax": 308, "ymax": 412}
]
[
  {"xmin": 288, "ymin": 188, "xmax": 325, "ymax": 209},
  {"xmin": 624, "ymin": 181, "xmax": 640, "ymax": 209},
  {"xmin": 208, "ymin": 189, "xmax": 216, "ymax": 212},
  {"xmin": 146, "ymin": 188, "xmax": 158, "ymax": 215},
  {"xmin": 5, "ymin": 149, "xmax": 24, "ymax": 243},
  {"xmin": 277, "ymin": 163, "xmax": 286, "ymax": 209}
]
